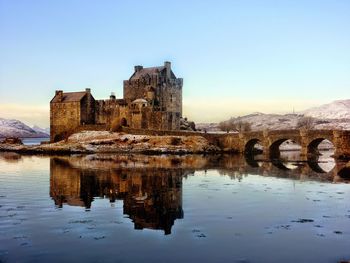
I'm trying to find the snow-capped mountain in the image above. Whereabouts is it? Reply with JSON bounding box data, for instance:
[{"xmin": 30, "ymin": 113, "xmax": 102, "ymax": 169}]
[
  {"xmin": 303, "ymin": 99, "xmax": 350, "ymax": 119},
  {"xmin": 197, "ymin": 99, "xmax": 350, "ymax": 132},
  {"xmin": 32, "ymin": 125, "xmax": 50, "ymax": 135},
  {"xmin": 0, "ymin": 118, "xmax": 49, "ymax": 138}
]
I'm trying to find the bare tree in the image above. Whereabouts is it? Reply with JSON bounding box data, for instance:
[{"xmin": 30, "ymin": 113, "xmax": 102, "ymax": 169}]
[
  {"xmin": 242, "ymin": 121, "xmax": 252, "ymax": 132},
  {"xmin": 219, "ymin": 120, "xmax": 251, "ymax": 133},
  {"xmin": 219, "ymin": 121, "xmax": 236, "ymax": 133},
  {"xmin": 218, "ymin": 121, "xmax": 230, "ymax": 133},
  {"xmin": 233, "ymin": 120, "xmax": 252, "ymax": 132},
  {"xmin": 297, "ymin": 116, "xmax": 315, "ymax": 130}
]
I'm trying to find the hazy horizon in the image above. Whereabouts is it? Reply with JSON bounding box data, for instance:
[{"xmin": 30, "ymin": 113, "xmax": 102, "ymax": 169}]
[{"xmin": 1, "ymin": 0, "xmax": 349, "ymax": 127}]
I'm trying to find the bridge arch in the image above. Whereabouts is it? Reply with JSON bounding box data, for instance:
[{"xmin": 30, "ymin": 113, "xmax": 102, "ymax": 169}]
[
  {"xmin": 269, "ymin": 138, "xmax": 301, "ymax": 159},
  {"xmin": 307, "ymin": 160, "xmax": 327, "ymax": 173},
  {"xmin": 244, "ymin": 139, "xmax": 264, "ymax": 155},
  {"xmin": 338, "ymin": 167, "xmax": 350, "ymax": 179},
  {"xmin": 307, "ymin": 138, "xmax": 334, "ymax": 156},
  {"xmin": 271, "ymin": 158, "xmax": 294, "ymax": 171},
  {"xmin": 244, "ymin": 154, "xmax": 261, "ymax": 167}
]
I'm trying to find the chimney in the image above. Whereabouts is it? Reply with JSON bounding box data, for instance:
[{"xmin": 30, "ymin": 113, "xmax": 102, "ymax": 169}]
[
  {"xmin": 134, "ymin": 65, "xmax": 143, "ymax": 72},
  {"xmin": 164, "ymin": 61, "xmax": 171, "ymax": 79},
  {"xmin": 110, "ymin": 92, "xmax": 116, "ymax": 100},
  {"xmin": 55, "ymin": 90, "xmax": 63, "ymax": 102},
  {"xmin": 85, "ymin": 88, "xmax": 91, "ymax": 93}
]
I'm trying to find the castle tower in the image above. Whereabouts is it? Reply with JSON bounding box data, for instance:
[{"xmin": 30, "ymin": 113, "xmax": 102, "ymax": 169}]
[{"xmin": 123, "ymin": 61, "xmax": 183, "ymax": 129}]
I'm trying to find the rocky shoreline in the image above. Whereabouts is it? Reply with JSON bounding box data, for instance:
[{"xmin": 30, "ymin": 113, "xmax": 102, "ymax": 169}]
[
  {"xmin": 0, "ymin": 131, "xmax": 222, "ymax": 155},
  {"xmin": 0, "ymin": 130, "xmax": 341, "ymax": 158}
]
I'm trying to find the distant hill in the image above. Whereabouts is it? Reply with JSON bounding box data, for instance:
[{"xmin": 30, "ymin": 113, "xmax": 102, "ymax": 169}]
[
  {"xmin": 0, "ymin": 118, "xmax": 49, "ymax": 138},
  {"xmin": 303, "ymin": 99, "xmax": 350, "ymax": 119},
  {"xmin": 197, "ymin": 99, "xmax": 350, "ymax": 132},
  {"xmin": 32, "ymin": 125, "xmax": 50, "ymax": 135}
]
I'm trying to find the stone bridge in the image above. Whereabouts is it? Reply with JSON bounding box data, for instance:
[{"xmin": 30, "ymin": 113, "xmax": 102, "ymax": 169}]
[
  {"xmin": 119, "ymin": 127, "xmax": 350, "ymax": 159},
  {"xmin": 218, "ymin": 129, "xmax": 350, "ymax": 159}
]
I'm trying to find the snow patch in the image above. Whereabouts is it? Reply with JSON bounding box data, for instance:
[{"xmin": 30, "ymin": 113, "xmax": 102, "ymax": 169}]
[
  {"xmin": 303, "ymin": 99, "xmax": 350, "ymax": 119},
  {"xmin": 198, "ymin": 99, "xmax": 350, "ymax": 132}
]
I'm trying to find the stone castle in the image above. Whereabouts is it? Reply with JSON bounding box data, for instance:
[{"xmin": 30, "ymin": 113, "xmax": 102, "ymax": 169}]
[{"xmin": 50, "ymin": 62, "xmax": 183, "ymax": 142}]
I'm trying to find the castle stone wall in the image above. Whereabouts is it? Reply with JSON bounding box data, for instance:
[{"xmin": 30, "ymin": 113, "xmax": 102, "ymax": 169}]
[
  {"xmin": 50, "ymin": 101, "xmax": 81, "ymax": 142},
  {"xmin": 80, "ymin": 93, "xmax": 95, "ymax": 125}
]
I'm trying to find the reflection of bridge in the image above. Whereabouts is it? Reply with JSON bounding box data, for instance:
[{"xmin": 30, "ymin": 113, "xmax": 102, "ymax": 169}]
[
  {"xmin": 217, "ymin": 129, "xmax": 350, "ymax": 159},
  {"xmin": 240, "ymin": 155, "xmax": 349, "ymax": 182},
  {"xmin": 196, "ymin": 154, "xmax": 349, "ymax": 182}
]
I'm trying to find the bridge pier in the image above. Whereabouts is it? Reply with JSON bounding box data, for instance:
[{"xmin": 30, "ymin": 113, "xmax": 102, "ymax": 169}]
[
  {"xmin": 300, "ymin": 141, "xmax": 319, "ymax": 159},
  {"xmin": 333, "ymin": 131, "xmax": 350, "ymax": 159}
]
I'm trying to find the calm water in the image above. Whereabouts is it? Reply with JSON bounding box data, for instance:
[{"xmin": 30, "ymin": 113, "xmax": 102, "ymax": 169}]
[
  {"xmin": 0, "ymin": 153, "xmax": 349, "ymax": 263},
  {"xmin": 21, "ymin": 138, "xmax": 50, "ymax": 146}
]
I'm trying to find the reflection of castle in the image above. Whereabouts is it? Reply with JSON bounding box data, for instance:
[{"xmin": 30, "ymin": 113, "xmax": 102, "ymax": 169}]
[{"xmin": 50, "ymin": 157, "xmax": 183, "ymax": 235}]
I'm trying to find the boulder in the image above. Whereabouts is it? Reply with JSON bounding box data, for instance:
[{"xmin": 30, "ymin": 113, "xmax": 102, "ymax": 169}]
[{"xmin": 0, "ymin": 137, "xmax": 23, "ymax": 145}]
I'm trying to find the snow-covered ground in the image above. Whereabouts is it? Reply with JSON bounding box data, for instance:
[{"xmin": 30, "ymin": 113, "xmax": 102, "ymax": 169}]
[
  {"xmin": 197, "ymin": 99, "xmax": 350, "ymax": 132},
  {"xmin": 303, "ymin": 99, "xmax": 350, "ymax": 119}
]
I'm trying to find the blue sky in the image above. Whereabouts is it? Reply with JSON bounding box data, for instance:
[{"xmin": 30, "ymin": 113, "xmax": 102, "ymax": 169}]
[{"xmin": 0, "ymin": 0, "xmax": 349, "ymax": 126}]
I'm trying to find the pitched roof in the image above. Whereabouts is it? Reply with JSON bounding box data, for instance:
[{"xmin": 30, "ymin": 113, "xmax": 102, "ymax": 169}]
[
  {"xmin": 130, "ymin": 66, "xmax": 165, "ymax": 80},
  {"xmin": 51, "ymin": 91, "xmax": 87, "ymax": 103}
]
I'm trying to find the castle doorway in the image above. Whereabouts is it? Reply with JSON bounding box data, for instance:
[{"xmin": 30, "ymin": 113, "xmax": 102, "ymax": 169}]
[
  {"xmin": 120, "ymin": 118, "xmax": 128, "ymax": 127},
  {"xmin": 54, "ymin": 134, "xmax": 64, "ymax": 142}
]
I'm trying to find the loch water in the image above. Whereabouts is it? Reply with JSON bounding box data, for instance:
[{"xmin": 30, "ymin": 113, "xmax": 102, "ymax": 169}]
[
  {"xmin": 0, "ymin": 152, "xmax": 349, "ymax": 263},
  {"xmin": 21, "ymin": 138, "xmax": 50, "ymax": 146}
]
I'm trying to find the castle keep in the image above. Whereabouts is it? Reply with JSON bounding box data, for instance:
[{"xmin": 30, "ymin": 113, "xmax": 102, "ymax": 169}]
[{"xmin": 50, "ymin": 62, "xmax": 183, "ymax": 142}]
